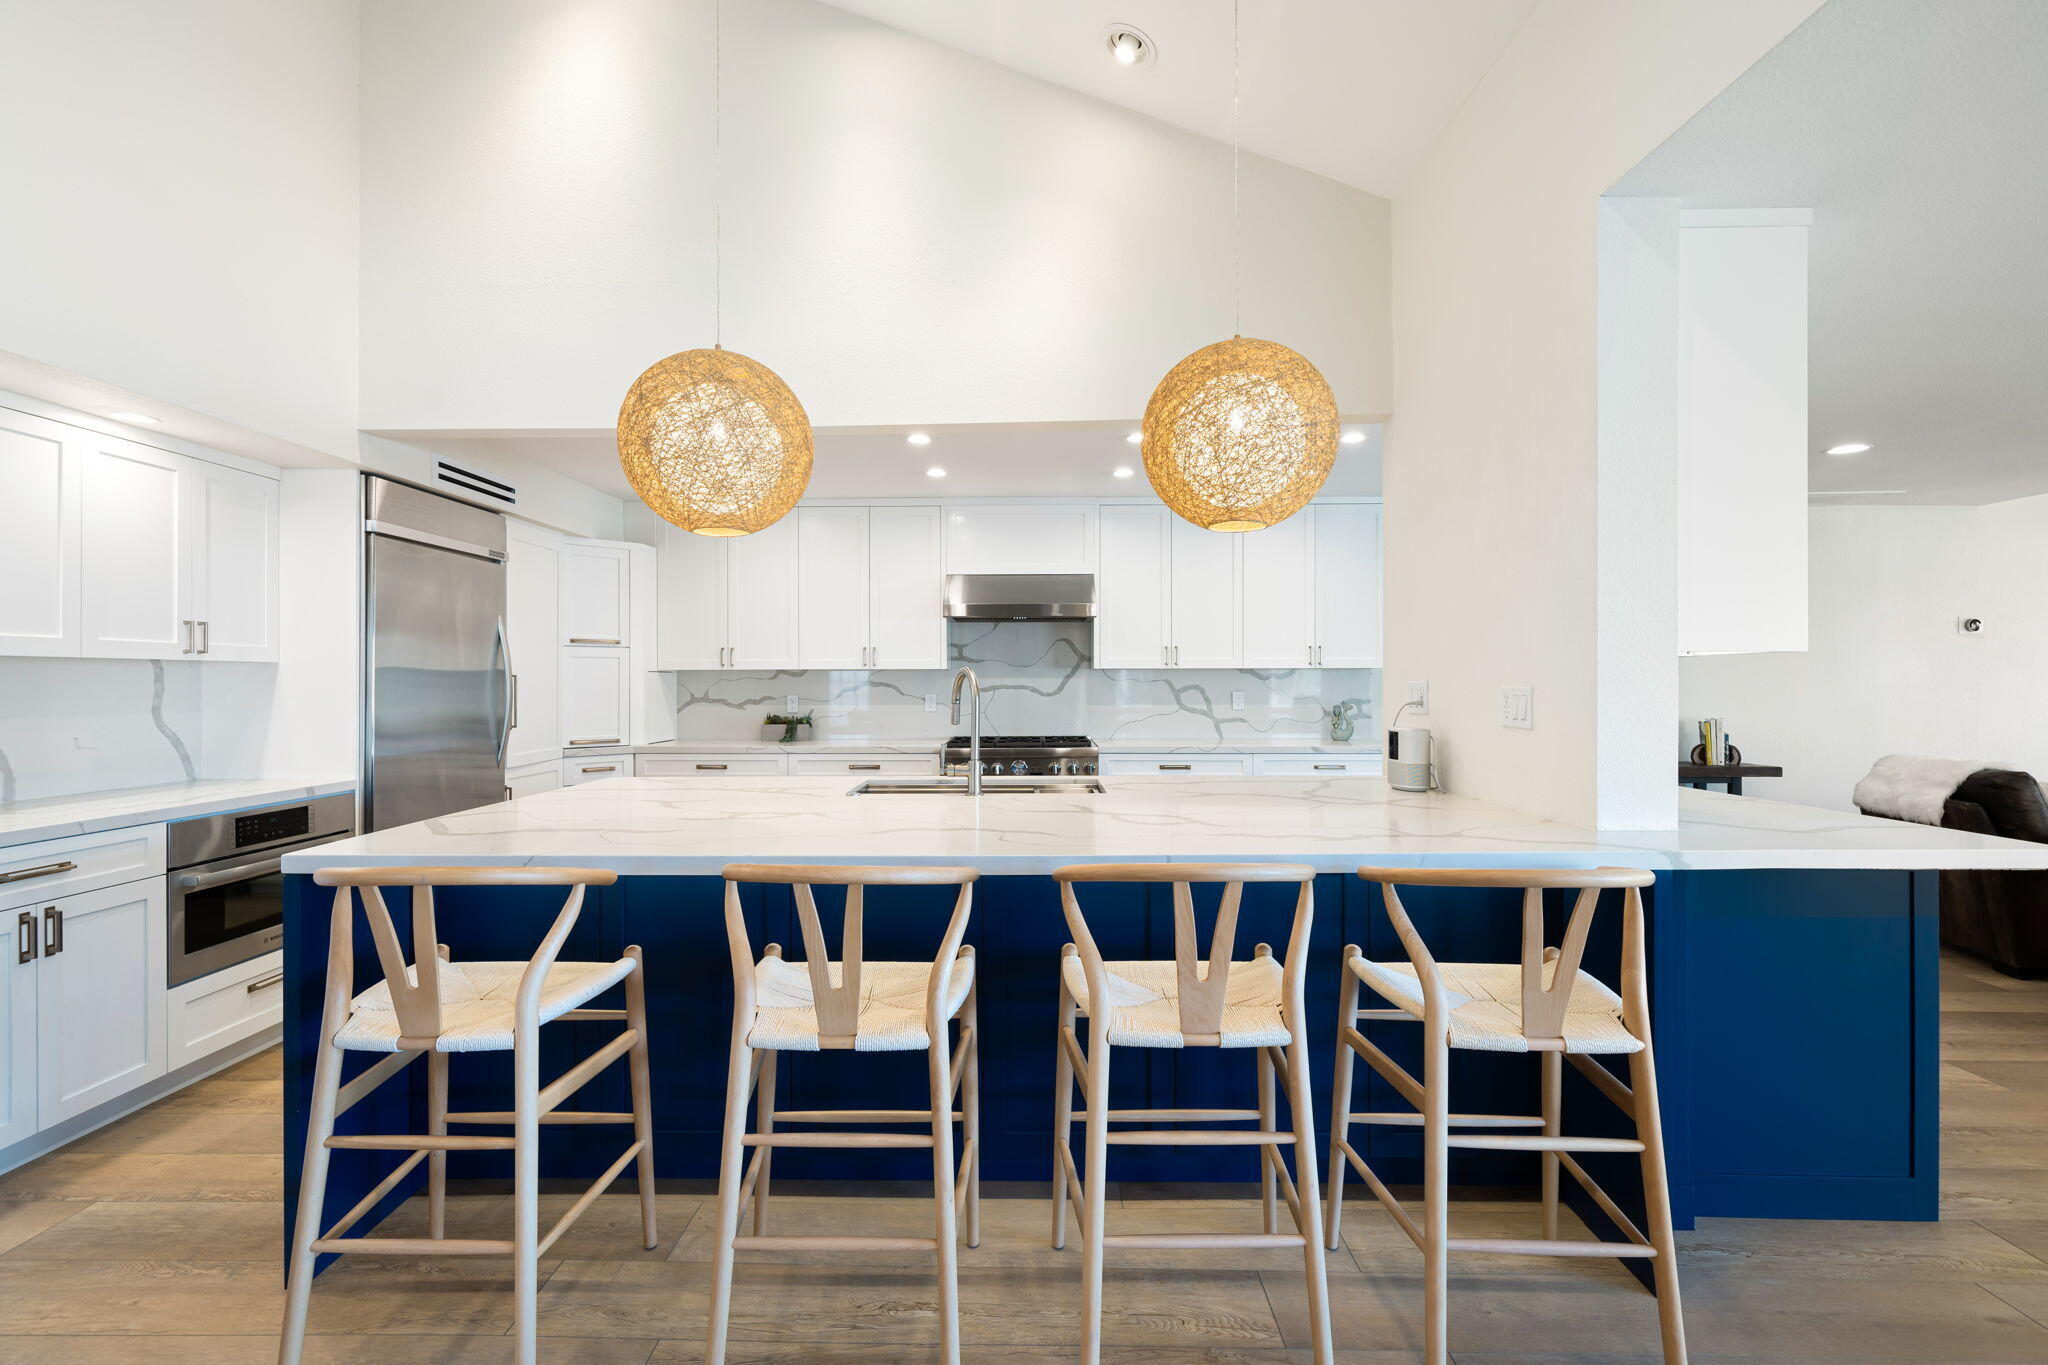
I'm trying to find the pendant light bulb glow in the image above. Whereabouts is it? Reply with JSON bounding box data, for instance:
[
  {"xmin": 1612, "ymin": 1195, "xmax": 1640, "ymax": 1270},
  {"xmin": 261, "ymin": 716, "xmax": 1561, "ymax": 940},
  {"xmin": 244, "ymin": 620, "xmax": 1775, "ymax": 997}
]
[{"xmin": 616, "ymin": 0, "xmax": 811, "ymax": 537}]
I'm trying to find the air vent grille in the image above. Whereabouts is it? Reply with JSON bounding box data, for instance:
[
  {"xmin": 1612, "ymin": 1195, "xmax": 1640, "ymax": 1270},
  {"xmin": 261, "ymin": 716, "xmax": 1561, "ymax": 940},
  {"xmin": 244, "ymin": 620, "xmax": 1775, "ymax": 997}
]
[{"xmin": 435, "ymin": 460, "xmax": 516, "ymax": 505}]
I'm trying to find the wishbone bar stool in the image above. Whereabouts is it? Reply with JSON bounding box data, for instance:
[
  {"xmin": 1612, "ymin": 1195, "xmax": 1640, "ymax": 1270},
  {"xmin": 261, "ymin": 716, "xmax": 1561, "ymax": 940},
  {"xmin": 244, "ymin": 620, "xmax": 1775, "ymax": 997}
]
[
  {"xmin": 1051, "ymin": 862, "xmax": 1333, "ymax": 1365},
  {"xmin": 279, "ymin": 866, "xmax": 654, "ymax": 1365},
  {"xmin": 1328, "ymin": 865, "xmax": 1686, "ymax": 1364},
  {"xmin": 705, "ymin": 863, "xmax": 981, "ymax": 1365}
]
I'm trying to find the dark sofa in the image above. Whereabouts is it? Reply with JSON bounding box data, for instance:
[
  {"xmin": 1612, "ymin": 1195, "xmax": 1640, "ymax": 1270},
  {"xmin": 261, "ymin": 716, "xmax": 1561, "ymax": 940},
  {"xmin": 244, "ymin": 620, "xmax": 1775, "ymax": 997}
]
[{"xmin": 1938, "ymin": 768, "xmax": 2048, "ymax": 977}]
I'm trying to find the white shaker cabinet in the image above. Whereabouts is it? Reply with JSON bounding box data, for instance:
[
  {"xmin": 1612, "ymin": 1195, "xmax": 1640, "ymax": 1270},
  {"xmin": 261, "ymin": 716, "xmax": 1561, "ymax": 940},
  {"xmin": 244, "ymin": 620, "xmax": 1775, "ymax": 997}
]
[
  {"xmin": 1239, "ymin": 513, "xmax": 1315, "ymax": 669},
  {"xmin": 1311, "ymin": 503, "xmax": 1383, "ymax": 668},
  {"xmin": 1167, "ymin": 519, "xmax": 1240, "ymax": 669},
  {"xmin": 798, "ymin": 507, "xmax": 869, "ymax": 669},
  {"xmin": 1095, "ymin": 504, "xmax": 1171, "ymax": 668},
  {"xmin": 80, "ymin": 436, "xmax": 190, "ymax": 659},
  {"xmin": 797, "ymin": 506, "xmax": 946, "ymax": 670},
  {"xmin": 562, "ymin": 541, "xmax": 632, "ymax": 646},
  {"xmin": 0, "ymin": 409, "xmax": 84, "ymax": 657},
  {"xmin": 656, "ymin": 518, "xmax": 800, "ymax": 670},
  {"xmin": 561, "ymin": 646, "xmax": 630, "ymax": 750},
  {"xmin": 655, "ymin": 526, "xmax": 727, "ymax": 670},
  {"xmin": 0, "ymin": 922, "xmax": 32, "ymax": 1149},
  {"xmin": 182, "ymin": 458, "xmax": 279, "ymax": 662},
  {"xmin": 505, "ymin": 521, "xmax": 565, "ymax": 768},
  {"xmin": 32, "ymin": 878, "xmax": 168, "ymax": 1128}
]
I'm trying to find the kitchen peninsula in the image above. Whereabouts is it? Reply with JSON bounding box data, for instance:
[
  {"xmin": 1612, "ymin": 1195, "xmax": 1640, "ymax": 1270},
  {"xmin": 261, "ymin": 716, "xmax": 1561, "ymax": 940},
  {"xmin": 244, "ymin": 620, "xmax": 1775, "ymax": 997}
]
[{"xmin": 280, "ymin": 774, "xmax": 2048, "ymax": 1256}]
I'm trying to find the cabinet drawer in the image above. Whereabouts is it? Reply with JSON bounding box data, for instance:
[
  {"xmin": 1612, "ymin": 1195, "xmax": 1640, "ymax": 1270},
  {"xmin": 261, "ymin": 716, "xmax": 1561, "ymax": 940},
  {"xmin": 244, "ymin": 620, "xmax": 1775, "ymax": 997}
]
[
  {"xmin": 789, "ymin": 755, "xmax": 938, "ymax": 777},
  {"xmin": 1251, "ymin": 755, "xmax": 1383, "ymax": 777},
  {"xmin": 1099, "ymin": 756, "xmax": 1251, "ymax": 777},
  {"xmin": 507, "ymin": 761, "xmax": 564, "ymax": 797},
  {"xmin": 637, "ymin": 755, "xmax": 784, "ymax": 778},
  {"xmin": 563, "ymin": 758, "xmax": 631, "ymax": 785},
  {"xmin": 167, "ymin": 949, "xmax": 282, "ymax": 1070},
  {"xmin": 0, "ymin": 823, "xmax": 166, "ymax": 912}
]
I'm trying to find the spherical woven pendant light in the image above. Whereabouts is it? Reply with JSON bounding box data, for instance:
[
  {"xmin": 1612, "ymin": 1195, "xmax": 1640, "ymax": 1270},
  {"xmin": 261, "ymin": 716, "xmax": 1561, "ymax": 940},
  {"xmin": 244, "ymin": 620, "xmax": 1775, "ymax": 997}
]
[
  {"xmin": 617, "ymin": 347, "xmax": 812, "ymax": 537},
  {"xmin": 1142, "ymin": 335, "xmax": 1339, "ymax": 532}
]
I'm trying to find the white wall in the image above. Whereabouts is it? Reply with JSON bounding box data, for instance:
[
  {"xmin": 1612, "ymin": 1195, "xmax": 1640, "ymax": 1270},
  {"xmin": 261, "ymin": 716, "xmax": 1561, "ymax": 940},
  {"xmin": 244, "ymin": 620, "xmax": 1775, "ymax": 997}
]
[
  {"xmin": 1381, "ymin": 0, "xmax": 1824, "ymax": 827},
  {"xmin": 1681, "ymin": 500, "xmax": 2048, "ymax": 812},
  {"xmin": 0, "ymin": 0, "xmax": 360, "ymax": 461},
  {"xmin": 357, "ymin": 0, "xmax": 1391, "ymax": 432}
]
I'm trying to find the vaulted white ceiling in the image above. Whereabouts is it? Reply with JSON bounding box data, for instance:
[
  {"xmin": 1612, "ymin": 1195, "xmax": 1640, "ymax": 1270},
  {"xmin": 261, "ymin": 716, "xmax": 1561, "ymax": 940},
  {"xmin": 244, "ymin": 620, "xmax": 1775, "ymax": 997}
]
[{"xmin": 817, "ymin": 0, "xmax": 1539, "ymax": 195}]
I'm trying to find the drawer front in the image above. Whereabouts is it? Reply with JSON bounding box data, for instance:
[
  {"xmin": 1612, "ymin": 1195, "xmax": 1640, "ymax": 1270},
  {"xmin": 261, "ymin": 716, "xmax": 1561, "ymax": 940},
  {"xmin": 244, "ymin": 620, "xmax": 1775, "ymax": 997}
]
[
  {"xmin": 1250, "ymin": 755, "xmax": 1384, "ymax": 777},
  {"xmin": 636, "ymin": 755, "xmax": 784, "ymax": 778},
  {"xmin": 789, "ymin": 755, "xmax": 938, "ymax": 777},
  {"xmin": 1099, "ymin": 756, "xmax": 1251, "ymax": 777},
  {"xmin": 167, "ymin": 949, "xmax": 283, "ymax": 1070},
  {"xmin": 0, "ymin": 823, "xmax": 167, "ymax": 912},
  {"xmin": 563, "ymin": 758, "xmax": 631, "ymax": 785}
]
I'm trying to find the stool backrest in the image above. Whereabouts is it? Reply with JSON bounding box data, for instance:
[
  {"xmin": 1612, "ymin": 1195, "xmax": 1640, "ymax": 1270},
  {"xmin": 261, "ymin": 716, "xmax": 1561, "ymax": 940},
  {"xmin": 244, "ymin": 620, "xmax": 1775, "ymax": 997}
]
[
  {"xmin": 1055, "ymin": 862, "xmax": 1317, "ymax": 1044},
  {"xmin": 721, "ymin": 864, "xmax": 979, "ymax": 1048},
  {"xmin": 310, "ymin": 866, "xmax": 618, "ymax": 1047},
  {"xmin": 1354, "ymin": 866, "xmax": 1654, "ymax": 1043}
]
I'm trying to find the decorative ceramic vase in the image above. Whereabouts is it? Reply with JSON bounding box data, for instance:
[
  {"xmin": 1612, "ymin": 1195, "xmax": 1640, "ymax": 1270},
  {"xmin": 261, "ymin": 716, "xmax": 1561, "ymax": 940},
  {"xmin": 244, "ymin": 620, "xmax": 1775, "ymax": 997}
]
[{"xmin": 1328, "ymin": 701, "xmax": 1357, "ymax": 744}]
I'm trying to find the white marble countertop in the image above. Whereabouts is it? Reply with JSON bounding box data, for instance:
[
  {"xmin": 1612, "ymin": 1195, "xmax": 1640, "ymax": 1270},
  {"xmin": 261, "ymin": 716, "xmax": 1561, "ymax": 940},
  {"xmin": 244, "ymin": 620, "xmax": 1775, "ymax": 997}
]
[
  {"xmin": 574, "ymin": 738, "xmax": 1380, "ymax": 756},
  {"xmin": 1096, "ymin": 740, "xmax": 1382, "ymax": 755},
  {"xmin": 1, "ymin": 777, "xmax": 357, "ymax": 849},
  {"xmin": 281, "ymin": 775, "xmax": 2048, "ymax": 876}
]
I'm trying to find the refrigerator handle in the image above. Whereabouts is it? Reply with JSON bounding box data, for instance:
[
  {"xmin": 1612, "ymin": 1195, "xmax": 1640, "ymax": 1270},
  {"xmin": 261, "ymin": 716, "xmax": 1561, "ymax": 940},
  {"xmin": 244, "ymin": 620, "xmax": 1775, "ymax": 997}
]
[{"xmin": 493, "ymin": 615, "xmax": 514, "ymax": 766}]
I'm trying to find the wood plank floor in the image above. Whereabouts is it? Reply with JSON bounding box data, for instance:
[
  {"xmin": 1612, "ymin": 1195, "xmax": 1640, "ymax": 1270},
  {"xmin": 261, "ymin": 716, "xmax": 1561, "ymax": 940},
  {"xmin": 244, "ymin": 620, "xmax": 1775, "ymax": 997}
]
[{"xmin": 2, "ymin": 950, "xmax": 2046, "ymax": 1362}]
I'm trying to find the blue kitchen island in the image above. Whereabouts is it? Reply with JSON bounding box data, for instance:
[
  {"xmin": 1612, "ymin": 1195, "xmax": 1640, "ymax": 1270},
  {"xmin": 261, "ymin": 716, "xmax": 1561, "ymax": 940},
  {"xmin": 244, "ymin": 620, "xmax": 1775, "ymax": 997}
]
[{"xmin": 279, "ymin": 775, "xmax": 2047, "ymax": 1263}]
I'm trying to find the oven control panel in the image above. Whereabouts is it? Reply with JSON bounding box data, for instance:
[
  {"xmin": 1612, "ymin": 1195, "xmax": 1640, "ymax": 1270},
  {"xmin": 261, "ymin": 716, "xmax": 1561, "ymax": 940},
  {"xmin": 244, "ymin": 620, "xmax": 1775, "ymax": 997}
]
[{"xmin": 234, "ymin": 806, "xmax": 312, "ymax": 849}]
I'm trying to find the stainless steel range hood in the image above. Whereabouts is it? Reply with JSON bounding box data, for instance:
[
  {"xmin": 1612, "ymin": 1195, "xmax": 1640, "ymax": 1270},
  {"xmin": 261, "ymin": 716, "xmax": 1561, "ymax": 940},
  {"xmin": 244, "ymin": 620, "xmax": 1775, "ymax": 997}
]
[{"xmin": 943, "ymin": 573, "xmax": 1096, "ymax": 621}]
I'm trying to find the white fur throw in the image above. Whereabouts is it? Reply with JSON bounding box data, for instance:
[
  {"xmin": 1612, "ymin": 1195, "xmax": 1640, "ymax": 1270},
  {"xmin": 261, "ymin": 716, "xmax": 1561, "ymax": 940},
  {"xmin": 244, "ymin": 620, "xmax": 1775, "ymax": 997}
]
[{"xmin": 1853, "ymin": 754, "xmax": 1990, "ymax": 826}]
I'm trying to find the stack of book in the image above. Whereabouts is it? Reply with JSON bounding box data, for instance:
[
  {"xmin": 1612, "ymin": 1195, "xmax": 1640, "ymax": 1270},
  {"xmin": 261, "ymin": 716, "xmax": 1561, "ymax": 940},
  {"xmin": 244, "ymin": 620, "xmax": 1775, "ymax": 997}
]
[{"xmin": 1696, "ymin": 717, "xmax": 1733, "ymax": 766}]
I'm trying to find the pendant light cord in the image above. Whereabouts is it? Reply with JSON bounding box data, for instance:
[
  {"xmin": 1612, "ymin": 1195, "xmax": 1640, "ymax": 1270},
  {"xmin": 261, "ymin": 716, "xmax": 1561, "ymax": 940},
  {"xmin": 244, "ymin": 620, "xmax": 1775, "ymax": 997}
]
[
  {"xmin": 1232, "ymin": 0, "xmax": 1241, "ymax": 338},
  {"xmin": 714, "ymin": 0, "xmax": 723, "ymax": 349}
]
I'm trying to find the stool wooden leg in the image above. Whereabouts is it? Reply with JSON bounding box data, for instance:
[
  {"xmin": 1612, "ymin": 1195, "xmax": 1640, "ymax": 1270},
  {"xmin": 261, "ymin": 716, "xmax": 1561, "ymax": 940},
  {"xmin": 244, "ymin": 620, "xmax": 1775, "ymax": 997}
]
[
  {"xmin": 427, "ymin": 1050, "xmax": 448, "ymax": 1241},
  {"xmin": 624, "ymin": 946, "xmax": 658, "ymax": 1250},
  {"xmin": 963, "ymin": 977, "xmax": 982, "ymax": 1249},
  {"xmin": 1421, "ymin": 1021, "xmax": 1450, "ymax": 1365},
  {"xmin": 929, "ymin": 1017, "xmax": 962, "ymax": 1365},
  {"xmin": 1050, "ymin": 957, "xmax": 1077, "ymax": 1251},
  {"xmin": 1284, "ymin": 1033, "xmax": 1335, "ymax": 1365},
  {"xmin": 1540, "ymin": 1050, "xmax": 1562, "ymax": 1242},
  {"xmin": 278, "ymin": 1036, "xmax": 343, "ymax": 1365},
  {"xmin": 512, "ymin": 1034, "xmax": 540, "ymax": 1365},
  {"xmin": 1325, "ymin": 949, "xmax": 1361, "ymax": 1251},
  {"xmin": 1258, "ymin": 1045, "xmax": 1279, "ymax": 1235},
  {"xmin": 1631, "ymin": 1040, "xmax": 1689, "ymax": 1364},
  {"xmin": 705, "ymin": 1037, "xmax": 755, "ymax": 1365},
  {"xmin": 1079, "ymin": 1024, "xmax": 1111, "ymax": 1365},
  {"xmin": 752, "ymin": 1050, "xmax": 777, "ymax": 1237}
]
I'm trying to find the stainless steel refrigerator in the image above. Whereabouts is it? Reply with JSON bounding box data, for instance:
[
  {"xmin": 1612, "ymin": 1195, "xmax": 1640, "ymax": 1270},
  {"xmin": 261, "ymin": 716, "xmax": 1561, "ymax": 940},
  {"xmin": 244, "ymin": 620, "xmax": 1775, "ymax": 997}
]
[{"xmin": 361, "ymin": 476, "xmax": 511, "ymax": 832}]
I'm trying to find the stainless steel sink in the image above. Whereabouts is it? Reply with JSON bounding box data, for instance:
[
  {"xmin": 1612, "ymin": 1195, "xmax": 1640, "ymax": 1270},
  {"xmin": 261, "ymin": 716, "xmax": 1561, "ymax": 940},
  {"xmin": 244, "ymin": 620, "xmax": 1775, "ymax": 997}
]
[{"xmin": 848, "ymin": 776, "xmax": 1106, "ymax": 796}]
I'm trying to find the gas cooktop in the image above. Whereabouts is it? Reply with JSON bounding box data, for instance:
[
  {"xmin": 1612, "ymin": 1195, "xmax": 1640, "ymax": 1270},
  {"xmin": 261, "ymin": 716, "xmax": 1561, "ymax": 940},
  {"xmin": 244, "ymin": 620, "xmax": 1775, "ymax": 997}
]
[{"xmin": 941, "ymin": 734, "xmax": 1098, "ymax": 776}]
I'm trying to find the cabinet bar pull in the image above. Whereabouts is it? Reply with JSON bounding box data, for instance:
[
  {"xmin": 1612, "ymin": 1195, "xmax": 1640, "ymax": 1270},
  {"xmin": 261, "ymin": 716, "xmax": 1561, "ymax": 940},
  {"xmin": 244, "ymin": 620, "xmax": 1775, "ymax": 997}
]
[
  {"xmin": 0, "ymin": 860, "xmax": 76, "ymax": 885},
  {"xmin": 15, "ymin": 911, "xmax": 34, "ymax": 965},
  {"xmin": 42, "ymin": 906, "xmax": 63, "ymax": 956},
  {"xmin": 245, "ymin": 971, "xmax": 285, "ymax": 994},
  {"xmin": 567, "ymin": 738, "xmax": 622, "ymax": 746},
  {"xmin": 579, "ymin": 765, "xmax": 618, "ymax": 774},
  {"xmin": 1314, "ymin": 764, "xmax": 1343, "ymax": 771},
  {"xmin": 1159, "ymin": 763, "xmax": 1192, "ymax": 771},
  {"xmin": 182, "ymin": 620, "xmax": 196, "ymax": 655},
  {"xmin": 695, "ymin": 763, "xmax": 728, "ymax": 770},
  {"xmin": 569, "ymin": 637, "xmax": 622, "ymax": 645},
  {"xmin": 849, "ymin": 763, "xmax": 881, "ymax": 771},
  {"xmin": 198, "ymin": 620, "xmax": 210, "ymax": 654}
]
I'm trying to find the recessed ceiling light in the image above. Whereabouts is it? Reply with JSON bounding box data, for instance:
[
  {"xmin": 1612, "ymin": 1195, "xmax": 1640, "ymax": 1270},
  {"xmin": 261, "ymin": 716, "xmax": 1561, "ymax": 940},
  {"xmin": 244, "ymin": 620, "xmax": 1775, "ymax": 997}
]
[
  {"xmin": 1825, "ymin": 443, "xmax": 1872, "ymax": 455},
  {"xmin": 108, "ymin": 411, "xmax": 159, "ymax": 424},
  {"xmin": 925, "ymin": 466, "xmax": 947, "ymax": 479},
  {"xmin": 1124, "ymin": 432, "xmax": 1142, "ymax": 444},
  {"xmin": 1339, "ymin": 428, "xmax": 1366, "ymax": 446},
  {"xmin": 1112, "ymin": 466, "xmax": 1135, "ymax": 479},
  {"xmin": 1105, "ymin": 25, "xmax": 1155, "ymax": 67},
  {"xmin": 906, "ymin": 431, "xmax": 931, "ymax": 446}
]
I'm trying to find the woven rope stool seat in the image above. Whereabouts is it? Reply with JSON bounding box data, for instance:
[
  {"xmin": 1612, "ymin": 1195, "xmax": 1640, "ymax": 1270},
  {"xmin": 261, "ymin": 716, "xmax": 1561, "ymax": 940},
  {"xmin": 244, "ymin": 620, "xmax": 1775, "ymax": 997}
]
[
  {"xmin": 335, "ymin": 958, "xmax": 638, "ymax": 1053},
  {"xmin": 1327, "ymin": 867, "xmax": 1689, "ymax": 1365},
  {"xmin": 748, "ymin": 956, "xmax": 975, "ymax": 1052},
  {"xmin": 1061, "ymin": 954, "xmax": 1289, "ymax": 1048}
]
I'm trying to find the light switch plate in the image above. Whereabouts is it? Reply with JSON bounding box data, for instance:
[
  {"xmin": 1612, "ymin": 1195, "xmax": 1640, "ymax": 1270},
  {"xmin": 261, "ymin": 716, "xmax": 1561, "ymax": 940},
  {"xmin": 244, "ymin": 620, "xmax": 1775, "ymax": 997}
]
[
  {"xmin": 1406, "ymin": 681, "xmax": 1429, "ymax": 714},
  {"xmin": 1231, "ymin": 690, "xmax": 1245, "ymax": 710},
  {"xmin": 923, "ymin": 692, "xmax": 936, "ymax": 713},
  {"xmin": 786, "ymin": 695, "xmax": 799, "ymax": 713},
  {"xmin": 1501, "ymin": 685, "xmax": 1534, "ymax": 729}
]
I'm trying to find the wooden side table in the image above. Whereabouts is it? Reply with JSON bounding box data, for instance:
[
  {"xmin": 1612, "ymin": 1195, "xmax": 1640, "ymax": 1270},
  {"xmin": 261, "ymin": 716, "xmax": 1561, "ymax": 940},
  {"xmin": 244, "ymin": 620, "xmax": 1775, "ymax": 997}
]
[{"xmin": 1679, "ymin": 763, "xmax": 1783, "ymax": 796}]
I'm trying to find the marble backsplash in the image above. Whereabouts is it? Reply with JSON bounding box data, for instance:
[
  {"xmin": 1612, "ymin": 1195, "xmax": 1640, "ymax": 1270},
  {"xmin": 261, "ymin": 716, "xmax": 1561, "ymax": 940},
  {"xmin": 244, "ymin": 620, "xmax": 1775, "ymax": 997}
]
[
  {"xmin": 671, "ymin": 622, "xmax": 1378, "ymax": 746},
  {"xmin": 0, "ymin": 657, "xmax": 204, "ymax": 804}
]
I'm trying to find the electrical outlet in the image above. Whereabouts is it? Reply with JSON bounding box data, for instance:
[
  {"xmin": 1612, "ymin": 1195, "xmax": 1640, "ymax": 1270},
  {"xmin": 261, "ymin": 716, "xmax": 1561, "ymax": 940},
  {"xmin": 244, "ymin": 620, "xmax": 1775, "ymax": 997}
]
[
  {"xmin": 786, "ymin": 695, "xmax": 798, "ymax": 713},
  {"xmin": 1231, "ymin": 690, "xmax": 1245, "ymax": 711},
  {"xmin": 1406, "ymin": 681, "xmax": 1429, "ymax": 714},
  {"xmin": 923, "ymin": 692, "xmax": 936, "ymax": 713},
  {"xmin": 1501, "ymin": 685, "xmax": 1533, "ymax": 729}
]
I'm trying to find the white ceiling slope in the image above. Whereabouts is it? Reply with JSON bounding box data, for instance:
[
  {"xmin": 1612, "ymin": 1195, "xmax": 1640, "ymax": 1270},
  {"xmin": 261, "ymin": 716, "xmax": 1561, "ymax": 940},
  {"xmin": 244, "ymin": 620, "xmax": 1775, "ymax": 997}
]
[
  {"xmin": 1617, "ymin": 0, "xmax": 2048, "ymax": 506},
  {"xmin": 817, "ymin": 0, "xmax": 1539, "ymax": 195}
]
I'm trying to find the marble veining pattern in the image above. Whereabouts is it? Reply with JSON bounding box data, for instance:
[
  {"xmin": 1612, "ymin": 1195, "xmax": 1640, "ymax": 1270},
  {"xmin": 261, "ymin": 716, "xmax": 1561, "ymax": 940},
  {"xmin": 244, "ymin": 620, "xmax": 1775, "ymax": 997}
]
[
  {"xmin": 0, "ymin": 777, "xmax": 357, "ymax": 849},
  {"xmin": 286, "ymin": 779, "xmax": 2048, "ymax": 876},
  {"xmin": 0, "ymin": 657, "xmax": 206, "ymax": 803},
  {"xmin": 669, "ymin": 622, "xmax": 1377, "ymax": 748}
]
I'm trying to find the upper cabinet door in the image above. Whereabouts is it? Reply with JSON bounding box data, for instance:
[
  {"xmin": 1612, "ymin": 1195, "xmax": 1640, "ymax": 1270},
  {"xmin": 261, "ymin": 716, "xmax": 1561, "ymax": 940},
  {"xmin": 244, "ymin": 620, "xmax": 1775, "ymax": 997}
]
[
  {"xmin": 945, "ymin": 504, "xmax": 1094, "ymax": 573},
  {"xmin": 0, "ymin": 409, "xmax": 83, "ymax": 657},
  {"xmin": 798, "ymin": 507, "xmax": 870, "ymax": 669},
  {"xmin": 726, "ymin": 516, "xmax": 801, "ymax": 669},
  {"xmin": 1095, "ymin": 504, "xmax": 1171, "ymax": 669},
  {"xmin": 1240, "ymin": 513, "xmax": 1315, "ymax": 670},
  {"xmin": 505, "ymin": 521, "xmax": 564, "ymax": 767},
  {"xmin": 868, "ymin": 506, "xmax": 946, "ymax": 670},
  {"xmin": 35, "ymin": 879, "xmax": 167, "ymax": 1128},
  {"xmin": 1312, "ymin": 503, "xmax": 1383, "ymax": 668},
  {"xmin": 562, "ymin": 542, "xmax": 631, "ymax": 646},
  {"xmin": 1167, "ymin": 519, "xmax": 1241, "ymax": 669},
  {"xmin": 655, "ymin": 525, "xmax": 726, "ymax": 670},
  {"xmin": 184, "ymin": 460, "xmax": 279, "ymax": 662},
  {"xmin": 560, "ymin": 646, "xmax": 629, "ymax": 749},
  {"xmin": 80, "ymin": 437, "xmax": 191, "ymax": 659}
]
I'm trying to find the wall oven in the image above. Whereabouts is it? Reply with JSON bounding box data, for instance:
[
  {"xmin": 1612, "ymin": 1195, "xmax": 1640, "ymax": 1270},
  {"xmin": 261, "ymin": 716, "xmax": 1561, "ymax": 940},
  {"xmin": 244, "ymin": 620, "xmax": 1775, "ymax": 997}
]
[{"xmin": 167, "ymin": 793, "xmax": 356, "ymax": 988}]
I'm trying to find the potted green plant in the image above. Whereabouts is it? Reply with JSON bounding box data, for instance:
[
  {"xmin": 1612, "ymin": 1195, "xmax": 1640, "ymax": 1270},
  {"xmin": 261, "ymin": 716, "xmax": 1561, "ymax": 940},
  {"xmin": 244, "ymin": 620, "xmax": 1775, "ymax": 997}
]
[{"xmin": 764, "ymin": 711, "xmax": 814, "ymax": 744}]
